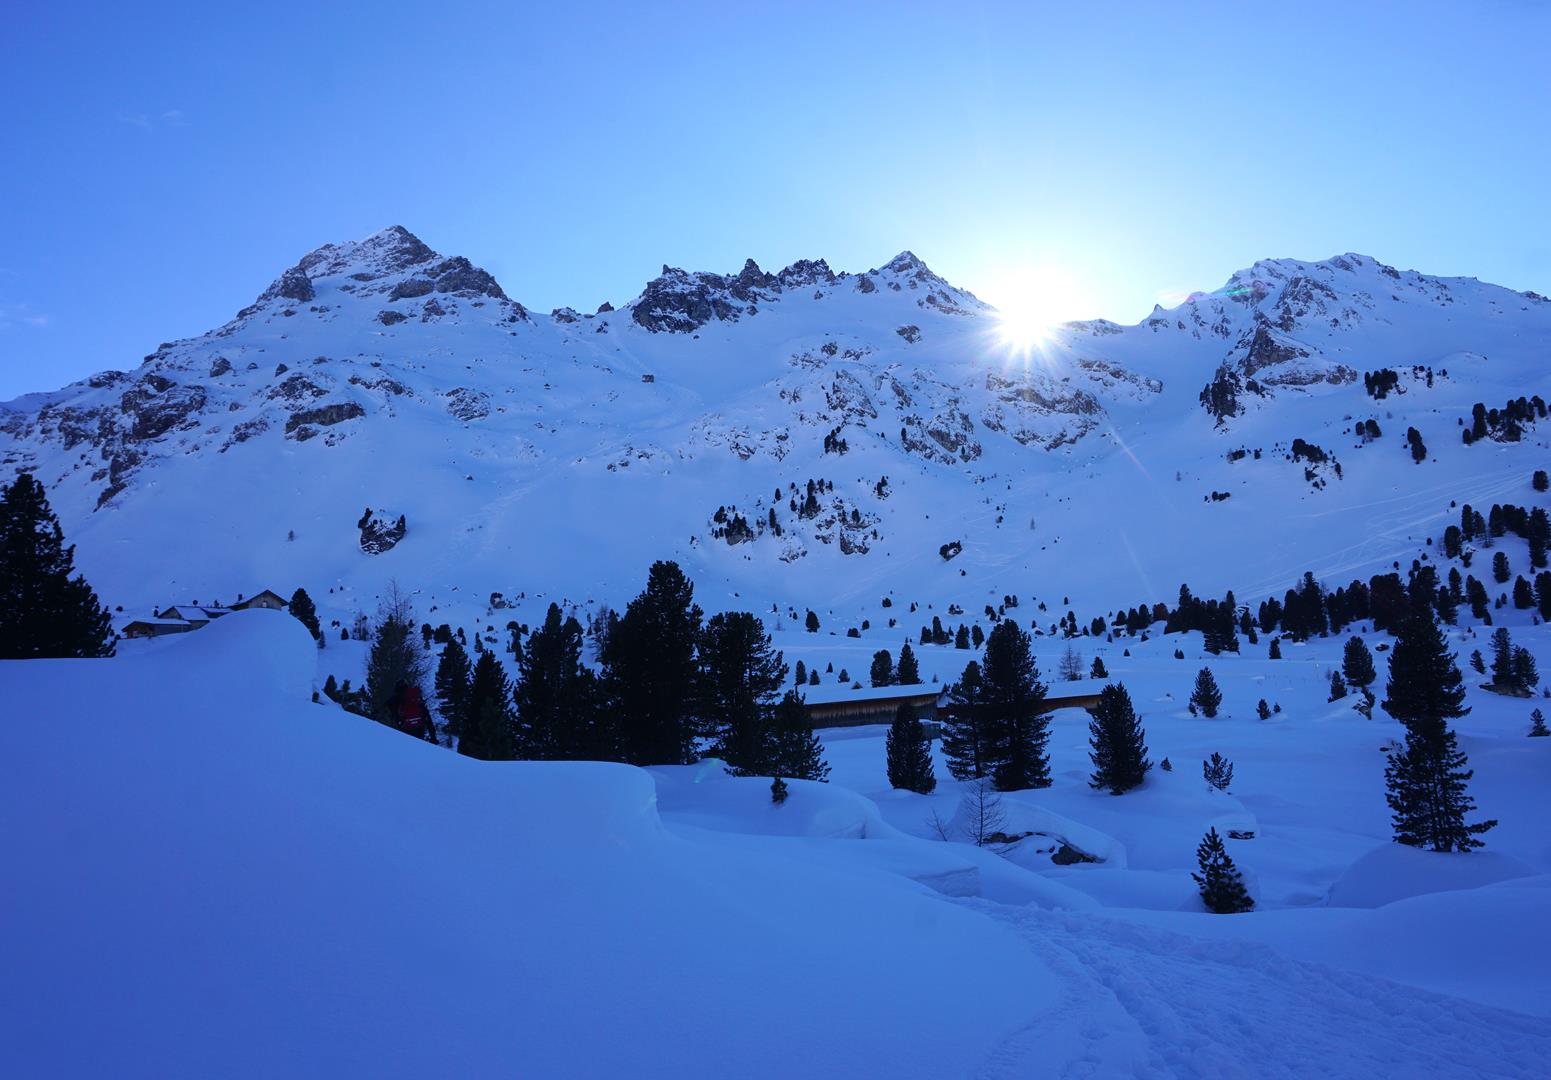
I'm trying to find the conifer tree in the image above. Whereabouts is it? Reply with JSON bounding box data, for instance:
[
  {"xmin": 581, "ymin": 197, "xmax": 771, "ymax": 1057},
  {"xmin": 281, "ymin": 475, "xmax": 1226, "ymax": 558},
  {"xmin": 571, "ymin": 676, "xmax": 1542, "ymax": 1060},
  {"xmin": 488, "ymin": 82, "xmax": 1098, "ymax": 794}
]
[
  {"xmin": 1087, "ymin": 682, "xmax": 1151, "ymax": 794},
  {"xmin": 767, "ymin": 690, "xmax": 829, "ymax": 781},
  {"xmin": 288, "ymin": 587, "xmax": 321, "ymax": 640},
  {"xmin": 1529, "ymin": 708, "xmax": 1548, "ymax": 737},
  {"xmin": 1513, "ymin": 647, "xmax": 1538, "ymax": 693},
  {"xmin": 699, "ymin": 610, "xmax": 785, "ymax": 774},
  {"xmin": 0, "ymin": 473, "xmax": 114, "ymax": 659},
  {"xmin": 980, "ymin": 620, "xmax": 1052, "ymax": 790},
  {"xmin": 770, "ymin": 776, "xmax": 789, "ymax": 804},
  {"xmin": 516, "ymin": 602, "xmax": 602, "ymax": 760},
  {"xmin": 1381, "ymin": 611, "xmax": 1495, "ymax": 851},
  {"xmin": 1493, "ymin": 551, "xmax": 1511, "ymax": 584},
  {"xmin": 805, "ymin": 609, "xmax": 820, "ymax": 633},
  {"xmin": 941, "ymin": 660, "xmax": 989, "ymax": 780},
  {"xmin": 364, "ymin": 583, "xmax": 427, "ymax": 728},
  {"xmin": 794, "ymin": 660, "xmax": 807, "ymax": 686},
  {"xmin": 1090, "ymin": 656, "xmax": 1108, "ymax": 679},
  {"xmin": 1193, "ymin": 828, "xmax": 1254, "ymax": 913},
  {"xmin": 1256, "ymin": 698, "xmax": 1271, "ymax": 721},
  {"xmin": 1202, "ymin": 752, "xmax": 1234, "ymax": 791},
  {"xmin": 1189, "ymin": 667, "xmax": 1223, "ymax": 718},
  {"xmin": 1342, "ymin": 637, "xmax": 1377, "ymax": 690},
  {"xmin": 1268, "ymin": 637, "xmax": 1282, "ymax": 659},
  {"xmin": 433, "ymin": 636, "xmax": 473, "ymax": 739},
  {"xmin": 869, "ymin": 649, "xmax": 895, "ymax": 688},
  {"xmin": 896, "ymin": 642, "xmax": 920, "ymax": 684},
  {"xmin": 460, "ymin": 651, "xmax": 516, "ymax": 761},
  {"xmin": 1328, "ymin": 670, "xmax": 1347, "ymax": 701},
  {"xmin": 604, "ymin": 561, "xmax": 704, "ymax": 765},
  {"xmin": 885, "ymin": 704, "xmax": 936, "ymax": 794}
]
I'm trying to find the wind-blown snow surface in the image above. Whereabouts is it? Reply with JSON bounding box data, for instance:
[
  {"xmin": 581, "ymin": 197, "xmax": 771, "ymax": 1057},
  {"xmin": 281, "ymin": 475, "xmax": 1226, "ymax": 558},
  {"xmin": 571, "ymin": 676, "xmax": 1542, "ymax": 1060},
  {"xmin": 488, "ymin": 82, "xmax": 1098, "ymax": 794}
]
[
  {"xmin": 2, "ymin": 226, "xmax": 1549, "ymax": 640},
  {"xmin": 5, "ymin": 613, "xmax": 1550, "ymax": 1077}
]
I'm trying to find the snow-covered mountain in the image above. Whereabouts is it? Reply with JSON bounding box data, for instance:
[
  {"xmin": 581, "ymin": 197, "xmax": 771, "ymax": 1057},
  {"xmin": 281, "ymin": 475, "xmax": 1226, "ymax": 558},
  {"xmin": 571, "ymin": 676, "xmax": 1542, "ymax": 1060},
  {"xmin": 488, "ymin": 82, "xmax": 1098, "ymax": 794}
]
[{"xmin": 3, "ymin": 226, "xmax": 1549, "ymax": 631}]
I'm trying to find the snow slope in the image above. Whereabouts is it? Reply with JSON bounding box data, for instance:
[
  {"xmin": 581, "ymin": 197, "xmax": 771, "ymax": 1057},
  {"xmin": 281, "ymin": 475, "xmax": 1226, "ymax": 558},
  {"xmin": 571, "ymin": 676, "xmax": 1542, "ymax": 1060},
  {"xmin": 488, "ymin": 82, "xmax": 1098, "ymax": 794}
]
[
  {"xmin": 4, "ymin": 611, "xmax": 1550, "ymax": 1077},
  {"xmin": 2, "ymin": 227, "xmax": 1548, "ymax": 644},
  {"xmin": 0, "ymin": 613, "xmax": 1054, "ymax": 1077}
]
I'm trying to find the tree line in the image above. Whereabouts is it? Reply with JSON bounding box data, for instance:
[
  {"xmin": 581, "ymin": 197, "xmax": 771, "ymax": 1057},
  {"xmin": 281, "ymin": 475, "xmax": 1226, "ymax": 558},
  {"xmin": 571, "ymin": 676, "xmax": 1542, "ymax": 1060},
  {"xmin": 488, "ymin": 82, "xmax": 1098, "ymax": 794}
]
[{"xmin": 356, "ymin": 560, "xmax": 831, "ymax": 786}]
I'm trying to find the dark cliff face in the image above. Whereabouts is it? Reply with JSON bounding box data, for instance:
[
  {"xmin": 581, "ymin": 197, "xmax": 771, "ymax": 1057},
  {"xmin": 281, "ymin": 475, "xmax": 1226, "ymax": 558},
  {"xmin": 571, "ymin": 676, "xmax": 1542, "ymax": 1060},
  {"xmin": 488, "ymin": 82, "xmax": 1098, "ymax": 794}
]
[{"xmin": 629, "ymin": 256, "xmax": 843, "ymax": 333}]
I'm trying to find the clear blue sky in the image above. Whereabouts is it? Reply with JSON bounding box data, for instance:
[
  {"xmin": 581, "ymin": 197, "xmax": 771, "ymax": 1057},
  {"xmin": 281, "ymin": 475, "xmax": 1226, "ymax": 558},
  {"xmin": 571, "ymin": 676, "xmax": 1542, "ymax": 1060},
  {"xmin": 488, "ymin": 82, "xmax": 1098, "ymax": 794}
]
[{"xmin": 3, "ymin": 0, "xmax": 1548, "ymax": 399}]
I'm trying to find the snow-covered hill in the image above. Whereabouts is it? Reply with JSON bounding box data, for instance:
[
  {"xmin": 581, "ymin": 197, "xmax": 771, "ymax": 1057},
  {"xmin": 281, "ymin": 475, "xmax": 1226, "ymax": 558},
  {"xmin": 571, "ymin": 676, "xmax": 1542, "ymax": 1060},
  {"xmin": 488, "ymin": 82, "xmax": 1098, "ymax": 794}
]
[
  {"xmin": 5, "ymin": 612, "xmax": 1548, "ymax": 1077},
  {"xmin": 3, "ymin": 226, "xmax": 1549, "ymax": 634}
]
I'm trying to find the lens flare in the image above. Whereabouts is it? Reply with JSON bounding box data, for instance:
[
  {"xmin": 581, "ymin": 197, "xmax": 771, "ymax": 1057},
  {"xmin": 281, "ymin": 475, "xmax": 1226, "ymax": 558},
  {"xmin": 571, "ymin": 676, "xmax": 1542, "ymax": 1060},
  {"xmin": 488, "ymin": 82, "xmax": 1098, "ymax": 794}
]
[{"xmin": 985, "ymin": 266, "xmax": 1092, "ymax": 353}]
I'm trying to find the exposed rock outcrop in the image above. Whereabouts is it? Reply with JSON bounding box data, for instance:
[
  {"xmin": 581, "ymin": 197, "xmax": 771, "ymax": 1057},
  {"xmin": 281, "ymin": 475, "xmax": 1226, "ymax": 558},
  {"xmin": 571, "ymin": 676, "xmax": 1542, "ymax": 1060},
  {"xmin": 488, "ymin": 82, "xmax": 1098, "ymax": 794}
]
[{"xmin": 358, "ymin": 508, "xmax": 407, "ymax": 555}]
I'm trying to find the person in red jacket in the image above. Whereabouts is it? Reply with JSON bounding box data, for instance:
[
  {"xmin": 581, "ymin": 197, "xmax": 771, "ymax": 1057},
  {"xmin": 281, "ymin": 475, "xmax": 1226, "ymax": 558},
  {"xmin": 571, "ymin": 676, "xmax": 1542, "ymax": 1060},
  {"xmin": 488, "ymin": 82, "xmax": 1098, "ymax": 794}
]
[{"xmin": 388, "ymin": 680, "xmax": 437, "ymax": 743}]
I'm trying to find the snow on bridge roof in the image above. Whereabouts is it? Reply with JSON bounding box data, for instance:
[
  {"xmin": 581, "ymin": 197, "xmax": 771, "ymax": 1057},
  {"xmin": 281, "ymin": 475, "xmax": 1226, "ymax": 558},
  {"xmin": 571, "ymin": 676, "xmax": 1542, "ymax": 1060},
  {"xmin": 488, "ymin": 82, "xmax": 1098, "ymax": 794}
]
[{"xmin": 797, "ymin": 682, "xmax": 943, "ymax": 708}]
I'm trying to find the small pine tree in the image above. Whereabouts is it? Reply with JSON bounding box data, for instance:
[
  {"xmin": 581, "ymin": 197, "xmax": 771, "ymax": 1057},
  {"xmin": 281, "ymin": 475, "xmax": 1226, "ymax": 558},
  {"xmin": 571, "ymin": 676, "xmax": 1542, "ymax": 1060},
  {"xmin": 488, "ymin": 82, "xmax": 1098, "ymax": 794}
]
[
  {"xmin": 1090, "ymin": 656, "xmax": 1108, "ymax": 679},
  {"xmin": 433, "ymin": 636, "xmax": 473, "ymax": 738},
  {"xmin": 1088, "ymin": 683, "xmax": 1151, "ymax": 795},
  {"xmin": 941, "ymin": 660, "xmax": 988, "ymax": 780},
  {"xmin": 1202, "ymin": 752, "xmax": 1234, "ymax": 791},
  {"xmin": 805, "ymin": 610, "xmax": 820, "ymax": 633},
  {"xmin": 794, "ymin": 659, "xmax": 807, "ymax": 686},
  {"xmin": 1342, "ymin": 637, "xmax": 1376, "ymax": 689},
  {"xmin": 1384, "ymin": 723, "xmax": 1496, "ymax": 851},
  {"xmin": 1193, "ymin": 828, "xmax": 1254, "ymax": 913},
  {"xmin": 896, "ymin": 642, "xmax": 920, "ymax": 684},
  {"xmin": 870, "ymin": 649, "xmax": 895, "ymax": 688},
  {"xmin": 1492, "ymin": 551, "xmax": 1511, "ymax": 584},
  {"xmin": 768, "ymin": 691, "xmax": 829, "ymax": 782},
  {"xmin": 885, "ymin": 705, "xmax": 937, "ymax": 794},
  {"xmin": 980, "ymin": 620, "xmax": 1052, "ymax": 791},
  {"xmin": 770, "ymin": 776, "xmax": 789, "ymax": 804},
  {"xmin": 1488, "ymin": 627, "xmax": 1516, "ymax": 688},
  {"xmin": 517, "ymin": 602, "xmax": 604, "ymax": 761},
  {"xmin": 1328, "ymin": 670, "xmax": 1347, "ymax": 702},
  {"xmin": 1382, "ymin": 610, "xmax": 1495, "ymax": 851},
  {"xmin": 604, "ymin": 560, "xmax": 704, "ymax": 766},
  {"xmin": 0, "ymin": 473, "xmax": 114, "ymax": 659},
  {"xmin": 1160, "ymin": 757, "xmax": 1173, "ymax": 771},
  {"xmin": 288, "ymin": 587, "xmax": 321, "ymax": 640},
  {"xmin": 460, "ymin": 651, "xmax": 516, "ymax": 761},
  {"xmin": 1529, "ymin": 708, "xmax": 1548, "ymax": 737},
  {"xmin": 1189, "ymin": 667, "xmax": 1223, "ymax": 718},
  {"xmin": 1515, "ymin": 648, "xmax": 1539, "ymax": 693},
  {"xmin": 363, "ymin": 583, "xmax": 427, "ymax": 729},
  {"xmin": 1256, "ymin": 698, "xmax": 1271, "ymax": 721},
  {"xmin": 1268, "ymin": 637, "xmax": 1282, "ymax": 659},
  {"xmin": 1470, "ymin": 649, "xmax": 1486, "ymax": 674}
]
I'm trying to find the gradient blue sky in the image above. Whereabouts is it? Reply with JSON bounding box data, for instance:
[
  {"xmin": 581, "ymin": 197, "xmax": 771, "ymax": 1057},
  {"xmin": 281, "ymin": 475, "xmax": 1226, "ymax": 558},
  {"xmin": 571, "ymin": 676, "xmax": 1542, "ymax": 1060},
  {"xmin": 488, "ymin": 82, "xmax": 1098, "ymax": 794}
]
[{"xmin": 3, "ymin": 0, "xmax": 1548, "ymax": 399}]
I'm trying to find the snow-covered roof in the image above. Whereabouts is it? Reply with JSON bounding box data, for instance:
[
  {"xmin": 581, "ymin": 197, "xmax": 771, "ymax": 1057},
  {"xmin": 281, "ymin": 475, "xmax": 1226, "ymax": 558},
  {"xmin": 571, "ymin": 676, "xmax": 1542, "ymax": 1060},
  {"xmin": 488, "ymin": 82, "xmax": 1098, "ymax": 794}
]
[
  {"xmin": 798, "ymin": 682, "xmax": 943, "ymax": 708},
  {"xmin": 157, "ymin": 606, "xmax": 212, "ymax": 622},
  {"xmin": 1045, "ymin": 678, "xmax": 1108, "ymax": 700}
]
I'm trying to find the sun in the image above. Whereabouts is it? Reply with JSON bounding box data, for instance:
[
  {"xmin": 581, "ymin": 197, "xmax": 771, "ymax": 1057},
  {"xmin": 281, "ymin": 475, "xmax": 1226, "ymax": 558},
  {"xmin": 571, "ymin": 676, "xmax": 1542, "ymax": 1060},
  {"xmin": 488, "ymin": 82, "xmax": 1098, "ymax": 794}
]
[{"xmin": 986, "ymin": 266, "xmax": 1091, "ymax": 352}]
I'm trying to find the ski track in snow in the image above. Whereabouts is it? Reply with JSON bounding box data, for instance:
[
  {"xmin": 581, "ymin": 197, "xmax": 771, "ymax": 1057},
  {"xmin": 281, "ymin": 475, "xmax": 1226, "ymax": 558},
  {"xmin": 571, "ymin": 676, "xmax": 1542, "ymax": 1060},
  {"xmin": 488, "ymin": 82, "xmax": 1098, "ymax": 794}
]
[{"xmin": 965, "ymin": 900, "xmax": 1551, "ymax": 1079}]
